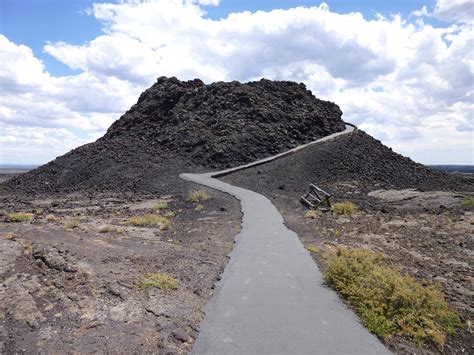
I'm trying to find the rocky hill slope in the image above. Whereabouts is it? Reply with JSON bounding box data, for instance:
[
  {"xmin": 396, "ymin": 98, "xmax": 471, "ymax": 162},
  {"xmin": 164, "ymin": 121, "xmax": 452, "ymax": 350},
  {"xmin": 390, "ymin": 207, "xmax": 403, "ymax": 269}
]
[
  {"xmin": 222, "ymin": 130, "xmax": 474, "ymax": 207},
  {"xmin": 3, "ymin": 77, "xmax": 345, "ymax": 195}
]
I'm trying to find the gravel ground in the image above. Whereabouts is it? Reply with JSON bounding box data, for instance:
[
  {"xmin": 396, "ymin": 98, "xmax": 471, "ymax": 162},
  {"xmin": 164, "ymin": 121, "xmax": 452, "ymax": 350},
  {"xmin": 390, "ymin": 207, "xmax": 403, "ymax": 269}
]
[{"xmin": 0, "ymin": 179, "xmax": 241, "ymax": 354}]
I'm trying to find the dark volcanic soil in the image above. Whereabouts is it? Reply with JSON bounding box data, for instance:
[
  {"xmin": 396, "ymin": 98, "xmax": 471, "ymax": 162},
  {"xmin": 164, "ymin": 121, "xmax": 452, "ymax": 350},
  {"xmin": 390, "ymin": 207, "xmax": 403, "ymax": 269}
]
[
  {"xmin": 222, "ymin": 129, "xmax": 474, "ymax": 211},
  {"xmin": 3, "ymin": 77, "xmax": 345, "ymax": 196}
]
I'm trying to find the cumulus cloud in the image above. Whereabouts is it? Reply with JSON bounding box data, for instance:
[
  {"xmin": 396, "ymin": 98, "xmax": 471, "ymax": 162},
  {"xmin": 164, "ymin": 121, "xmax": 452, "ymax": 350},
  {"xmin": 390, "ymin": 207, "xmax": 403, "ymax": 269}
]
[
  {"xmin": 0, "ymin": 35, "xmax": 52, "ymax": 93},
  {"xmin": 411, "ymin": 6, "xmax": 429, "ymax": 18},
  {"xmin": 434, "ymin": 0, "xmax": 474, "ymax": 23},
  {"xmin": 0, "ymin": 122, "xmax": 89, "ymax": 165},
  {"xmin": 1, "ymin": 0, "xmax": 473, "ymax": 164}
]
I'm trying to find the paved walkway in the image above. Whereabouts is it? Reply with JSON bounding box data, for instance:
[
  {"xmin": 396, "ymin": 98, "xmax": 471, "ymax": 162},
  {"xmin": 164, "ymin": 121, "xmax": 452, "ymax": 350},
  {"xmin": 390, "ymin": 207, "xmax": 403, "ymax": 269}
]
[{"xmin": 180, "ymin": 126, "xmax": 390, "ymax": 354}]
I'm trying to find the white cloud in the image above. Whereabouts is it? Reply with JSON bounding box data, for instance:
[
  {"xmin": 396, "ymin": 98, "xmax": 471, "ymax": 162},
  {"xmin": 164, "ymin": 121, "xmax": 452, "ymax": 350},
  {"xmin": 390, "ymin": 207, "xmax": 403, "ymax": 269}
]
[
  {"xmin": 434, "ymin": 0, "xmax": 474, "ymax": 23},
  {"xmin": 0, "ymin": 0, "xmax": 473, "ymax": 165},
  {"xmin": 194, "ymin": 0, "xmax": 219, "ymax": 6},
  {"xmin": 411, "ymin": 6, "xmax": 429, "ymax": 18},
  {"xmin": 0, "ymin": 35, "xmax": 52, "ymax": 93},
  {"xmin": 0, "ymin": 122, "xmax": 89, "ymax": 165}
]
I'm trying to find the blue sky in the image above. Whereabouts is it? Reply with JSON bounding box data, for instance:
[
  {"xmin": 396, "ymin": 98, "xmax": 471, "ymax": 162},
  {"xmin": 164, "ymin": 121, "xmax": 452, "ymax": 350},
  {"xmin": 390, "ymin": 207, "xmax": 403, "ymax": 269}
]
[
  {"xmin": 0, "ymin": 0, "xmax": 472, "ymax": 165},
  {"xmin": 1, "ymin": 0, "xmax": 102, "ymax": 76},
  {"xmin": 2, "ymin": 0, "xmax": 441, "ymax": 77}
]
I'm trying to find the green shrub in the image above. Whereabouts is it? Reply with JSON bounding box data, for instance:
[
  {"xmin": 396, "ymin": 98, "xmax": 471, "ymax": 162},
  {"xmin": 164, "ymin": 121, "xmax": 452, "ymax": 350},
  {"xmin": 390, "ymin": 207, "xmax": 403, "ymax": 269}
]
[
  {"xmin": 462, "ymin": 197, "xmax": 474, "ymax": 208},
  {"xmin": 128, "ymin": 214, "xmax": 171, "ymax": 230},
  {"xmin": 324, "ymin": 248, "xmax": 461, "ymax": 348},
  {"xmin": 137, "ymin": 273, "xmax": 178, "ymax": 292},
  {"xmin": 152, "ymin": 201, "xmax": 168, "ymax": 212},
  {"xmin": 187, "ymin": 190, "xmax": 209, "ymax": 203},
  {"xmin": 195, "ymin": 204, "xmax": 204, "ymax": 211},
  {"xmin": 331, "ymin": 201, "xmax": 357, "ymax": 215},
  {"xmin": 7, "ymin": 212, "xmax": 34, "ymax": 222}
]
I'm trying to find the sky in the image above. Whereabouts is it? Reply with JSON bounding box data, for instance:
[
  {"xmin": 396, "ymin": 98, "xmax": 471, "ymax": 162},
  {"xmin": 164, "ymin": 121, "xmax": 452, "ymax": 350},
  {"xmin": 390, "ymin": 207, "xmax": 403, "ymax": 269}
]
[{"xmin": 0, "ymin": 0, "xmax": 473, "ymax": 165}]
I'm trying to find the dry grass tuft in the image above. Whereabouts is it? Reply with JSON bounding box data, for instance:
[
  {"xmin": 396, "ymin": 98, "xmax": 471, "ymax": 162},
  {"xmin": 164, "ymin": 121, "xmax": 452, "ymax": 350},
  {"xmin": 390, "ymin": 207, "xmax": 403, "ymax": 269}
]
[
  {"xmin": 128, "ymin": 214, "xmax": 171, "ymax": 230},
  {"xmin": 195, "ymin": 204, "xmax": 204, "ymax": 211},
  {"xmin": 187, "ymin": 190, "xmax": 210, "ymax": 203},
  {"xmin": 21, "ymin": 241, "xmax": 33, "ymax": 255},
  {"xmin": 99, "ymin": 225, "xmax": 114, "ymax": 233},
  {"xmin": 304, "ymin": 209, "xmax": 319, "ymax": 219},
  {"xmin": 306, "ymin": 244, "xmax": 320, "ymax": 253},
  {"xmin": 5, "ymin": 232, "xmax": 14, "ymax": 240},
  {"xmin": 64, "ymin": 217, "xmax": 80, "ymax": 230},
  {"xmin": 151, "ymin": 201, "xmax": 168, "ymax": 212},
  {"xmin": 45, "ymin": 214, "xmax": 58, "ymax": 222},
  {"xmin": 7, "ymin": 212, "xmax": 34, "ymax": 222},
  {"xmin": 331, "ymin": 201, "xmax": 357, "ymax": 215},
  {"xmin": 462, "ymin": 197, "xmax": 474, "ymax": 208},
  {"xmin": 137, "ymin": 273, "xmax": 178, "ymax": 292},
  {"xmin": 162, "ymin": 210, "xmax": 176, "ymax": 218}
]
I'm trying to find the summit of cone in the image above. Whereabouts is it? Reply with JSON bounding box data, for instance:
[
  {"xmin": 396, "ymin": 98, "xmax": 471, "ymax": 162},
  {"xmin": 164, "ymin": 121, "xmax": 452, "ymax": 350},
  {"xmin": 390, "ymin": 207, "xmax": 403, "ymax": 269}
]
[{"xmin": 103, "ymin": 77, "xmax": 345, "ymax": 165}]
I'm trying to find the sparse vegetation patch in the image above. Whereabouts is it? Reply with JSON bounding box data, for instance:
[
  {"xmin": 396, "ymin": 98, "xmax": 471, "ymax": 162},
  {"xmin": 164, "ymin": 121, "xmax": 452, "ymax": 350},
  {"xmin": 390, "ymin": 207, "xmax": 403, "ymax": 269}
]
[
  {"xmin": 152, "ymin": 201, "xmax": 168, "ymax": 211},
  {"xmin": 195, "ymin": 204, "xmax": 204, "ymax": 211},
  {"xmin": 324, "ymin": 247, "xmax": 461, "ymax": 348},
  {"xmin": 304, "ymin": 209, "xmax": 319, "ymax": 219},
  {"xmin": 99, "ymin": 225, "xmax": 114, "ymax": 233},
  {"xmin": 306, "ymin": 244, "xmax": 320, "ymax": 253},
  {"xmin": 187, "ymin": 190, "xmax": 209, "ymax": 203},
  {"xmin": 137, "ymin": 273, "xmax": 178, "ymax": 292},
  {"xmin": 45, "ymin": 214, "xmax": 57, "ymax": 222},
  {"xmin": 128, "ymin": 214, "xmax": 171, "ymax": 230},
  {"xmin": 21, "ymin": 241, "xmax": 33, "ymax": 255},
  {"xmin": 461, "ymin": 197, "xmax": 474, "ymax": 208},
  {"xmin": 331, "ymin": 201, "xmax": 357, "ymax": 215},
  {"xmin": 162, "ymin": 211, "xmax": 176, "ymax": 218},
  {"xmin": 7, "ymin": 212, "xmax": 34, "ymax": 222},
  {"xmin": 64, "ymin": 218, "xmax": 80, "ymax": 230}
]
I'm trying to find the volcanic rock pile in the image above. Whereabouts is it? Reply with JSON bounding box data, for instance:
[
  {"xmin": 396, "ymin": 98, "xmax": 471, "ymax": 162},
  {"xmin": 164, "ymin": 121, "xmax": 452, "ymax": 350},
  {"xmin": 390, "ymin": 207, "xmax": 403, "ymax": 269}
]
[
  {"xmin": 4, "ymin": 77, "xmax": 346, "ymax": 195},
  {"xmin": 222, "ymin": 129, "xmax": 474, "ymax": 199}
]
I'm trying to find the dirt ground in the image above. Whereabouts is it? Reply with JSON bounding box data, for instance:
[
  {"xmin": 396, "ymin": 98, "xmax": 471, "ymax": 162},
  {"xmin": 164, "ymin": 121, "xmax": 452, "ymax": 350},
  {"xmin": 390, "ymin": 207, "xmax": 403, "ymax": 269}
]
[{"xmin": 0, "ymin": 182, "xmax": 241, "ymax": 354}]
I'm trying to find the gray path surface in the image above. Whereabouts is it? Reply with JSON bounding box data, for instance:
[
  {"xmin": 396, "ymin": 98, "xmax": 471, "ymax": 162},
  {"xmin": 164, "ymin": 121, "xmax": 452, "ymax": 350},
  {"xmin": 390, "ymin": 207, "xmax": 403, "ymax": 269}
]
[{"xmin": 180, "ymin": 126, "xmax": 390, "ymax": 355}]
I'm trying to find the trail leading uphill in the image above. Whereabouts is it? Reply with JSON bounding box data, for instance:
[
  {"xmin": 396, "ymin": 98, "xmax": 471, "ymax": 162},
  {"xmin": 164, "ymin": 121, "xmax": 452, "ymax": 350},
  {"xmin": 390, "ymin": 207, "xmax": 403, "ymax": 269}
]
[{"xmin": 181, "ymin": 126, "xmax": 389, "ymax": 354}]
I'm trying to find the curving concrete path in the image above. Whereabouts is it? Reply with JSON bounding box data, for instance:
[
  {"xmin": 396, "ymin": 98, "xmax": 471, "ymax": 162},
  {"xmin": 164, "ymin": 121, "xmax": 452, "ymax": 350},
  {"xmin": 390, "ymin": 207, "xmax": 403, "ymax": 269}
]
[{"xmin": 180, "ymin": 125, "xmax": 390, "ymax": 354}]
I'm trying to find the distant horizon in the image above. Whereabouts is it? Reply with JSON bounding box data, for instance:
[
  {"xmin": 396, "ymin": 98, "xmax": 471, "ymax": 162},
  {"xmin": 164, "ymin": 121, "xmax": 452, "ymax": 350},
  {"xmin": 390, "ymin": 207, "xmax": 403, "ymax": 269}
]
[{"xmin": 1, "ymin": 163, "xmax": 473, "ymax": 169}]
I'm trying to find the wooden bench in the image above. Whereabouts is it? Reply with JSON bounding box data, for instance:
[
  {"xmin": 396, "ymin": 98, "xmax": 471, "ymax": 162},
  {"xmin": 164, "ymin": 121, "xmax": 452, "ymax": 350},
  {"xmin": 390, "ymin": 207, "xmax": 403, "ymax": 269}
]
[{"xmin": 301, "ymin": 184, "xmax": 332, "ymax": 209}]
